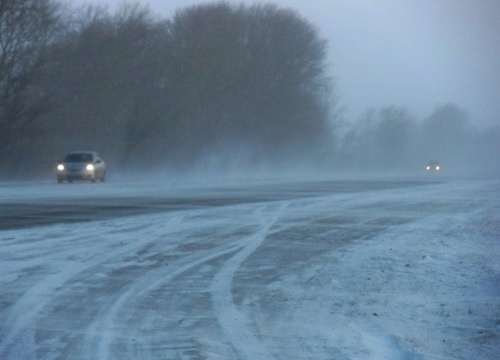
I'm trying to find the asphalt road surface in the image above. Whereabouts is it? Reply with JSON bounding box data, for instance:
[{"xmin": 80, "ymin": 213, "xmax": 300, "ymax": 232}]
[
  {"xmin": 1, "ymin": 179, "xmax": 498, "ymax": 359},
  {"xmin": 0, "ymin": 179, "xmax": 431, "ymax": 230}
]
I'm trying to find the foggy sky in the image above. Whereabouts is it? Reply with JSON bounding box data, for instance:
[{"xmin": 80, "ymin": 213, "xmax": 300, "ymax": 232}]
[{"xmin": 64, "ymin": 0, "xmax": 500, "ymax": 128}]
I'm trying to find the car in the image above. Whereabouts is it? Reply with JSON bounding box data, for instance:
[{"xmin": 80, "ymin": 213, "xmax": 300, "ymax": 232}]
[
  {"xmin": 56, "ymin": 151, "xmax": 106, "ymax": 183},
  {"xmin": 425, "ymin": 161, "xmax": 441, "ymax": 172}
]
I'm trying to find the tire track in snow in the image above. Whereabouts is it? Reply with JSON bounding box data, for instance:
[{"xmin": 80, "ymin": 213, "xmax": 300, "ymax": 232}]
[
  {"xmin": 81, "ymin": 207, "xmax": 284, "ymax": 360},
  {"xmin": 209, "ymin": 203, "xmax": 286, "ymax": 360},
  {"xmin": 0, "ymin": 215, "xmax": 185, "ymax": 359},
  {"xmin": 82, "ymin": 205, "xmax": 271, "ymax": 359},
  {"xmin": 83, "ymin": 242, "xmax": 244, "ymax": 360}
]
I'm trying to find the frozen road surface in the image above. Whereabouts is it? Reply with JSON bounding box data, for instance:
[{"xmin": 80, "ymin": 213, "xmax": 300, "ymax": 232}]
[{"xmin": 0, "ymin": 179, "xmax": 499, "ymax": 359}]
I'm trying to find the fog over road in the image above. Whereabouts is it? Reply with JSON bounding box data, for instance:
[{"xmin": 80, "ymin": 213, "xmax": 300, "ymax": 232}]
[
  {"xmin": 0, "ymin": 179, "xmax": 430, "ymax": 230},
  {"xmin": 1, "ymin": 178, "xmax": 498, "ymax": 359}
]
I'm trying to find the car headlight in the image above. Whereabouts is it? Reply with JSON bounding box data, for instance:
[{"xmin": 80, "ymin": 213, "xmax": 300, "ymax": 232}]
[
  {"xmin": 57, "ymin": 164, "xmax": 64, "ymax": 171},
  {"xmin": 86, "ymin": 164, "xmax": 94, "ymax": 171},
  {"xmin": 435, "ymin": 166, "xmax": 440, "ymax": 171},
  {"xmin": 426, "ymin": 166, "xmax": 430, "ymax": 170}
]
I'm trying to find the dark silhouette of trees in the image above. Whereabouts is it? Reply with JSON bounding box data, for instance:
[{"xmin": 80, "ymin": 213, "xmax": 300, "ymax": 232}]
[
  {"xmin": 166, "ymin": 3, "xmax": 331, "ymax": 165},
  {"xmin": 338, "ymin": 107, "xmax": 416, "ymax": 171},
  {"xmin": 470, "ymin": 125, "xmax": 500, "ymax": 177},
  {"xmin": 375, "ymin": 107, "xmax": 416, "ymax": 169},
  {"xmin": 336, "ymin": 102, "xmax": 499, "ymax": 177},
  {"xmin": 45, "ymin": 4, "xmax": 172, "ymax": 168},
  {"xmin": 5, "ymin": 1, "xmax": 495, "ymax": 179},
  {"xmin": 338, "ymin": 108, "xmax": 377, "ymax": 169},
  {"xmin": 0, "ymin": 0, "xmax": 62, "ymax": 173},
  {"xmin": 420, "ymin": 104, "xmax": 470, "ymax": 166},
  {"xmin": 2, "ymin": 1, "xmax": 331, "ymax": 177}
]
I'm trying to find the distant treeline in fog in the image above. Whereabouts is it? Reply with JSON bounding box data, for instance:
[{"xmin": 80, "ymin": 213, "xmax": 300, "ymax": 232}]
[
  {"xmin": 1, "ymin": 0, "xmax": 498, "ymax": 178},
  {"xmin": 334, "ymin": 104, "xmax": 499, "ymax": 177}
]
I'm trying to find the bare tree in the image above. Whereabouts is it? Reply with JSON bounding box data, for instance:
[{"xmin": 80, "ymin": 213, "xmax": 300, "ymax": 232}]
[
  {"xmin": 5, "ymin": 1, "xmax": 334, "ymax": 175},
  {"xmin": 375, "ymin": 106, "xmax": 416, "ymax": 169},
  {"xmin": 420, "ymin": 103, "xmax": 470, "ymax": 166},
  {"xmin": 338, "ymin": 109, "xmax": 378, "ymax": 169},
  {"xmin": 0, "ymin": 0, "xmax": 61, "ymax": 171},
  {"xmin": 44, "ymin": 3, "xmax": 172, "ymax": 168},
  {"xmin": 167, "ymin": 2, "xmax": 332, "ymax": 164},
  {"xmin": 337, "ymin": 107, "xmax": 417, "ymax": 171}
]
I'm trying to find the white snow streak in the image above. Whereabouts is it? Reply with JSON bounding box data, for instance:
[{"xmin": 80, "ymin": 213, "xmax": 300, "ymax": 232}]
[{"xmin": 210, "ymin": 204, "xmax": 285, "ymax": 360}]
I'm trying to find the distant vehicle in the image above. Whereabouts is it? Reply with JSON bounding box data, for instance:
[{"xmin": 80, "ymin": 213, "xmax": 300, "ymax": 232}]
[
  {"xmin": 425, "ymin": 161, "xmax": 441, "ymax": 172},
  {"xmin": 56, "ymin": 151, "xmax": 106, "ymax": 183}
]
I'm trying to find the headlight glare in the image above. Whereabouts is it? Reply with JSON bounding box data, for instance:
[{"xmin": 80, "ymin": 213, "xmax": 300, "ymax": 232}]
[
  {"xmin": 86, "ymin": 164, "xmax": 94, "ymax": 171},
  {"xmin": 57, "ymin": 164, "xmax": 64, "ymax": 171}
]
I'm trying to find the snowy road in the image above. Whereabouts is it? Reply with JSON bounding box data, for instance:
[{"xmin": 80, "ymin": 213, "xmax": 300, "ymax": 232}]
[{"xmin": 0, "ymin": 179, "xmax": 498, "ymax": 359}]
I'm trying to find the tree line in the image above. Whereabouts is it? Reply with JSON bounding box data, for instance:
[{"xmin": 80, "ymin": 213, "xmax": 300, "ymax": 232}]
[
  {"xmin": 1, "ymin": 0, "xmax": 332, "ymax": 177},
  {"xmin": 1, "ymin": 0, "xmax": 498, "ymax": 179},
  {"xmin": 336, "ymin": 103, "xmax": 499, "ymax": 177}
]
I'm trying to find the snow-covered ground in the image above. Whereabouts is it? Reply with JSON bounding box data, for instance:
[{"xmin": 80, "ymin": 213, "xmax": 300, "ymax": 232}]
[{"xmin": 0, "ymin": 179, "xmax": 498, "ymax": 359}]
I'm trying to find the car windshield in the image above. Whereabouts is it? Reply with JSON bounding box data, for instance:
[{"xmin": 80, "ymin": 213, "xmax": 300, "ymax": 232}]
[{"xmin": 64, "ymin": 153, "xmax": 93, "ymax": 162}]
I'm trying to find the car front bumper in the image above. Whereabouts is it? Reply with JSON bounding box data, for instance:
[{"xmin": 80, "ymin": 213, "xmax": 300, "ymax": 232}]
[{"xmin": 57, "ymin": 168, "xmax": 96, "ymax": 181}]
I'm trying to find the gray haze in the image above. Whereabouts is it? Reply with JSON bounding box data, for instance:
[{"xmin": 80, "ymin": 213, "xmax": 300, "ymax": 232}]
[{"xmin": 66, "ymin": 0, "xmax": 500, "ymax": 128}]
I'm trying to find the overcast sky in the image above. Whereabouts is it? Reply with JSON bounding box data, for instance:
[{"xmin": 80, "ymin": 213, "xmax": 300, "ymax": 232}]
[{"xmin": 63, "ymin": 0, "xmax": 500, "ymax": 127}]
